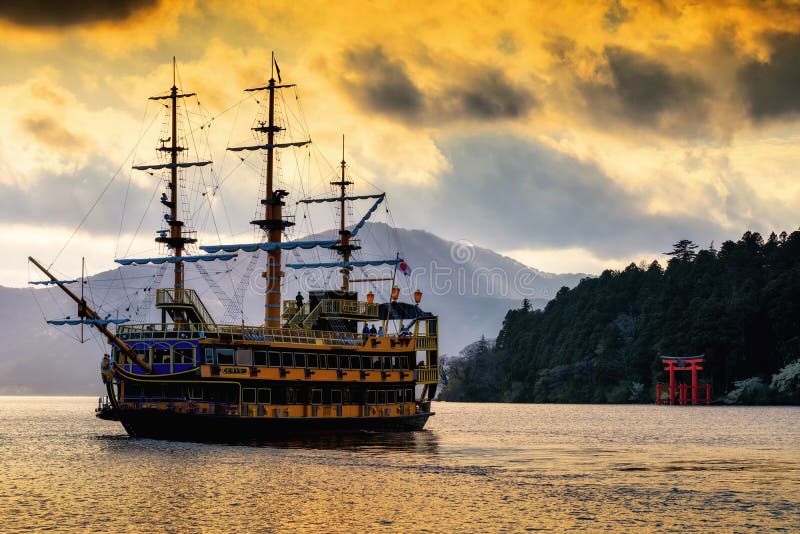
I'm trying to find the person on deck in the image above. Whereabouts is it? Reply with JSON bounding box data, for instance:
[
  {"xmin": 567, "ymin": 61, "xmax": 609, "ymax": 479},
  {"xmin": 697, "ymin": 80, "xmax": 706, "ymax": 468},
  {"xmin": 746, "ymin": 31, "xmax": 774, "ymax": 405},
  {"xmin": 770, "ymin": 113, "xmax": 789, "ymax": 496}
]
[
  {"xmin": 369, "ymin": 324, "xmax": 377, "ymax": 336},
  {"xmin": 295, "ymin": 292, "xmax": 304, "ymax": 311},
  {"xmin": 100, "ymin": 354, "xmax": 112, "ymax": 384},
  {"xmin": 378, "ymin": 326, "xmax": 385, "ymax": 336},
  {"xmin": 362, "ymin": 324, "xmax": 370, "ymax": 342}
]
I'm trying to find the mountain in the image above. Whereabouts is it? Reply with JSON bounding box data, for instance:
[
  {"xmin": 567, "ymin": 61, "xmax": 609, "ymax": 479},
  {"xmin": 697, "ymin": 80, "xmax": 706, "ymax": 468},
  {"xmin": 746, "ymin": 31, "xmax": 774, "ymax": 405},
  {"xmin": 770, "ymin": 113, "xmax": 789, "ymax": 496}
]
[{"xmin": 0, "ymin": 223, "xmax": 585, "ymax": 394}]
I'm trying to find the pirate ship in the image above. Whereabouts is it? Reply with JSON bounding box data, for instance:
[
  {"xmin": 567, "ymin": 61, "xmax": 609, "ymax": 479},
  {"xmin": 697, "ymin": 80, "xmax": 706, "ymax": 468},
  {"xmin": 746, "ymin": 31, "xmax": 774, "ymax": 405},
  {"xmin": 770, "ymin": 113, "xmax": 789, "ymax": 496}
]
[{"xmin": 29, "ymin": 57, "xmax": 439, "ymax": 441}]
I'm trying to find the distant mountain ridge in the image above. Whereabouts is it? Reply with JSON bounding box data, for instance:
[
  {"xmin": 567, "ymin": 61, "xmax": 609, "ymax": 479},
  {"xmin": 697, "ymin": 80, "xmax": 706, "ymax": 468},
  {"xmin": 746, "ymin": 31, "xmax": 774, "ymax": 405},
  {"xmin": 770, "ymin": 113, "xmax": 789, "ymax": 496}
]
[{"xmin": 0, "ymin": 223, "xmax": 585, "ymax": 394}]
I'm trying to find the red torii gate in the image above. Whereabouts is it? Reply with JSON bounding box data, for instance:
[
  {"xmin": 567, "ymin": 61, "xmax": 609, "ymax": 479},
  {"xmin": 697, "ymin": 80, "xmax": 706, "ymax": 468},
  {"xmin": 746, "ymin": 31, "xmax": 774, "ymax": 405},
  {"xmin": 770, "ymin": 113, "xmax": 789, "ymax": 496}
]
[{"xmin": 656, "ymin": 355, "xmax": 711, "ymax": 405}]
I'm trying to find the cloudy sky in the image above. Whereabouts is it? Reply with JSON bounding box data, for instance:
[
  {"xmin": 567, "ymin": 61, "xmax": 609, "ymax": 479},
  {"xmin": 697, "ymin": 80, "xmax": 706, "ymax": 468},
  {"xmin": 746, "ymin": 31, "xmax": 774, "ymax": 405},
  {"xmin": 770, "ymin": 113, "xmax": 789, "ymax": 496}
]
[{"xmin": 2, "ymin": 0, "xmax": 800, "ymax": 286}]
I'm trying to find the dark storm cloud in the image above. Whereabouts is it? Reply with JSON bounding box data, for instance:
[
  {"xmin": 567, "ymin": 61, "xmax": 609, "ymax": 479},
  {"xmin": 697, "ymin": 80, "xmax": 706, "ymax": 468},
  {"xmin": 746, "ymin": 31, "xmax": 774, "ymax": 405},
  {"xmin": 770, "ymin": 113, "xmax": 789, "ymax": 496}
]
[
  {"xmin": 737, "ymin": 32, "xmax": 800, "ymax": 120},
  {"xmin": 0, "ymin": 0, "xmax": 158, "ymax": 27},
  {"xmin": 20, "ymin": 115, "xmax": 85, "ymax": 151},
  {"xmin": 411, "ymin": 134, "xmax": 727, "ymax": 258},
  {"xmin": 343, "ymin": 46, "xmax": 424, "ymax": 117},
  {"xmin": 341, "ymin": 46, "xmax": 537, "ymax": 123},
  {"xmin": 603, "ymin": 0, "xmax": 631, "ymax": 32},
  {"xmin": 580, "ymin": 46, "xmax": 709, "ymax": 131}
]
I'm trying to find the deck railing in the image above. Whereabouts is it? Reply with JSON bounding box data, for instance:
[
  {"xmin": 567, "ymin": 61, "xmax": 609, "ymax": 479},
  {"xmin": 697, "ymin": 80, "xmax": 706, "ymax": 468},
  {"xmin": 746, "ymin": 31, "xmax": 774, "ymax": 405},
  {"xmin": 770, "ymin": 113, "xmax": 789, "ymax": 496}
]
[
  {"xmin": 415, "ymin": 366, "xmax": 440, "ymax": 384},
  {"xmin": 156, "ymin": 288, "xmax": 216, "ymax": 326},
  {"xmin": 117, "ymin": 321, "xmax": 439, "ymax": 350}
]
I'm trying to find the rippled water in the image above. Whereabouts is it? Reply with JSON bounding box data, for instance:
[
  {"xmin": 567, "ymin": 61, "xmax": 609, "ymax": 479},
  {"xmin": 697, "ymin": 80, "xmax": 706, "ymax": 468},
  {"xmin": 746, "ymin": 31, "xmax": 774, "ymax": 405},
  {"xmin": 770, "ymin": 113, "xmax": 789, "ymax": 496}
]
[{"xmin": 1, "ymin": 398, "xmax": 798, "ymax": 532}]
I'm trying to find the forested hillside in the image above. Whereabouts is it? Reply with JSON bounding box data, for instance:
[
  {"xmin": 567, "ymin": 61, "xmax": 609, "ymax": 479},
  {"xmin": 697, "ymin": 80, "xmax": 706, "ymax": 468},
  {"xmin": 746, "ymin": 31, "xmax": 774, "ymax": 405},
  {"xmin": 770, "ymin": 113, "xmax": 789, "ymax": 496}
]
[{"xmin": 441, "ymin": 231, "xmax": 800, "ymax": 404}]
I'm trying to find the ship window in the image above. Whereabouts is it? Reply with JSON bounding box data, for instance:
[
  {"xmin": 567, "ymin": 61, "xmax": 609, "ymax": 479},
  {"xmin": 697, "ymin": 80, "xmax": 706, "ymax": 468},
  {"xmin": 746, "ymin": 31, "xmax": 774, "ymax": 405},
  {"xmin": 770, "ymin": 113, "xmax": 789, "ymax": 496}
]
[
  {"xmin": 350, "ymin": 355, "xmax": 361, "ymax": 370},
  {"xmin": 311, "ymin": 389, "xmax": 322, "ymax": 405},
  {"xmin": 339, "ymin": 355, "xmax": 350, "ymax": 370},
  {"xmin": 295, "ymin": 353, "xmax": 306, "ymax": 368},
  {"xmin": 382, "ymin": 357, "xmax": 391, "ymax": 370},
  {"xmin": 153, "ymin": 345, "xmax": 171, "ymax": 364},
  {"xmin": 361, "ymin": 356, "xmax": 371, "ymax": 370},
  {"xmin": 371, "ymin": 355, "xmax": 381, "ymax": 370},
  {"xmin": 257, "ymin": 388, "xmax": 271, "ymax": 404},
  {"xmin": 235, "ymin": 349, "xmax": 253, "ymax": 366},
  {"xmin": 390, "ymin": 356, "xmax": 398, "ymax": 370},
  {"xmin": 188, "ymin": 386, "xmax": 203, "ymax": 400},
  {"xmin": 343, "ymin": 389, "xmax": 351, "ymax": 404},
  {"xmin": 217, "ymin": 348, "xmax": 234, "ymax": 365},
  {"xmin": 399, "ymin": 356, "xmax": 408, "ymax": 369},
  {"xmin": 406, "ymin": 389, "xmax": 413, "ymax": 402},
  {"xmin": 174, "ymin": 345, "xmax": 194, "ymax": 364},
  {"xmin": 242, "ymin": 388, "xmax": 256, "ymax": 404},
  {"xmin": 367, "ymin": 390, "xmax": 376, "ymax": 404},
  {"xmin": 268, "ymin": 351, "xmax": 281, "ymax": 367},
  {"xmin": 378, "ymin": 390, "xmax": 387, "ymax": 404},
  {"xmin": 286, "ymin": 387, "xmax": 299, "ymax": 404},
  {"xmin": 282, "ymin": 352, "xmax": 294, "ymax": 367},
  {"xmin": 316, "ymin": 354, "xmax": 326, "ymax": 368},
  {"xmin": 331, "ymin": 390, "xmax": 342, "ymax": 405},
  {"xmin": 204, "ymin": 347, "xmax": 214, "ymax": 365},
  {"xmin": 253, "ymin": 351, "xmax": 267, "ymax": 367},
  {"xmin": 307, "ymin": 353, "xmax": 318, "ymax": 368}
]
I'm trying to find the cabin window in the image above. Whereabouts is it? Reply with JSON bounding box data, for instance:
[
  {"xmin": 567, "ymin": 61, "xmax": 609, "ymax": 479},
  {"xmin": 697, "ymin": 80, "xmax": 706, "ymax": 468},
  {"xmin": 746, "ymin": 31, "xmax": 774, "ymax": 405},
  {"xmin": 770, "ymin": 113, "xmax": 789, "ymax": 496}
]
[
  {"xmin": 204, "ymin": 347, "xmax": 214, "ymax": 365},
  {"xmin": 282, "ymin": 352, "xmax": 294, "ymax": 368},
  {"xmin": 187, "ymin": 386, "xmax": 203, "ymax": 400},
  {"xmin": 406, "ymin": 389, "xmax": 413, "ymax": 402},
  {"xmin": 399, "ymin": 356, "xmax": 409, "ymax": 370},
  {"xmin": 378, "ymin": 390, "xmax": 387, "ymax": 404},
  {"xmin": 242, "ymin": 388, "xmax": 256, "ymax": 404},
  {"xmin": 268, "ymin": 351, "xmax": 281, "ymax": 367},
  {"xmin": 331, "ymin": 390, "xmax": 342, "ymax": 405},
  {"xmin": 295, "ymin": 353, "xmax": 306, "ymax": 368},
  {"xmin": 338, "ymin": 355, "xmax": 350, "ymax": 370},
  {"xmin": 217, "ymin": 348, "xmax": 234, "ymax": 365},
  {"xmin": 390, "ymin": 356, "xmax": 398, "ymax": 370},
  {"xmin": 286, "ymin": 387, "xmax": 299, "ymax": 404},
  {"xmin": 253, "ymin": 351, "xmax": 267, "ymax": 367},
  {"xmin": 307, "ymin": 353, "xmax": 318, "ymax": 368},
  {"xmin": 361, "ymin": 356, "xmax": 371, "ymax": 370},
  {"xmin": 311, "ymin": 389, "xmax": 322, "ymax": 405},
  {"xmin": 153, "ymin": 345, "xmax": 171, "ymax": 364},
  {"xmin": 371, "ymin": 355, "xmax": 381, "ymax": 370},
  {"xmin": 257, "ymin": 388, "xmax": 271, "ymax": 404},
  {"xmin": 350, "ymin": 355, "xmax": 361, "ymax": 370},
  {"xmin": 343, "ymin": 389, "xmax": 351, "ymax": 404},
  {"xmin": 174, "ymin": 345, "xmax": 194, "ymax": 364},
  {"xmin": 382, "ymin": 357, "xmax": 392, "ymax": 370},
  {"xmin": 367, "ymin": 390, "xmax": 376, "ymax": 404},
  {"xmin": 317, "ymin": 354, "xmax": 327, "ymax": 368},
  {"xmin": 235, "ymin": 349, "xmax": 253, "ymax": 366}
]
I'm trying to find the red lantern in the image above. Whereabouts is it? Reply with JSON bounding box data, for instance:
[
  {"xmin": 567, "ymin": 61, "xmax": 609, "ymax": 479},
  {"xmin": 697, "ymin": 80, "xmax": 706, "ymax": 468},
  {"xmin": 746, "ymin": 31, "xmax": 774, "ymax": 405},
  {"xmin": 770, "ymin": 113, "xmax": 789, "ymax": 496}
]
[
  {"xmin": 366, "ymin": 291, "xmax": 374, "ymax": 303},
  {"xmin": 391, "ymin": 286, "xmax": 400, "ymax": 301},
  {"xmin": 414, "ymin": 289, "xmax": 422, "ymax": 304}
]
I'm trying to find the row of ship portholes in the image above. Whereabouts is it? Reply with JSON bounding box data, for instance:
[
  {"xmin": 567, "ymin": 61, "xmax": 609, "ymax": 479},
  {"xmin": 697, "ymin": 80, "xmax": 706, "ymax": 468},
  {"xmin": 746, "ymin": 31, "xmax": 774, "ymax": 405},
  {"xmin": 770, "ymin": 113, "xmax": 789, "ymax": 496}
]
[{"xmin": 204, "ymin": 347, "xmax": 416, "ymax": 371}]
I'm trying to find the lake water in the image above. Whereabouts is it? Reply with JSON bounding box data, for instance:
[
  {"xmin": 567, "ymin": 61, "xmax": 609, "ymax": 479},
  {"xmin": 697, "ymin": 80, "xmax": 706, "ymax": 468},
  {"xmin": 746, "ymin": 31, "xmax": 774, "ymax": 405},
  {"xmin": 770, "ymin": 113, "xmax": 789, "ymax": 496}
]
[{"xmin": 0, "ymin": 397, "xmax": 798, "ymax": 532}]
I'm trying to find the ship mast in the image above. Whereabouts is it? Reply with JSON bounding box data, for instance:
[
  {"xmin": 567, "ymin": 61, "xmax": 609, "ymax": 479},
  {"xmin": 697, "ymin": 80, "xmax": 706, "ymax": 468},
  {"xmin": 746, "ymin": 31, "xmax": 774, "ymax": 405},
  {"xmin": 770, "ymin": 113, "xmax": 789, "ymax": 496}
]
[
  {"xmin": 249, "ymin": 53, "xmax": 296, "ymax": 328},
  {"xmin": 330, "ymin": 136, "xmax": 360, "ymax": 292}
]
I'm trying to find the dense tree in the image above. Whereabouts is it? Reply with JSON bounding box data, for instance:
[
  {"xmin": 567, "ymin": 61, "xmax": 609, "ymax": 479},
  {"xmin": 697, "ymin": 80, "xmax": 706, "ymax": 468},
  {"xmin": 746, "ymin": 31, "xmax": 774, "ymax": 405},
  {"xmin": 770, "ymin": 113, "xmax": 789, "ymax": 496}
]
[{"xmin": 442, "ymin": 229, "xmax": 800, "ymax": 404}]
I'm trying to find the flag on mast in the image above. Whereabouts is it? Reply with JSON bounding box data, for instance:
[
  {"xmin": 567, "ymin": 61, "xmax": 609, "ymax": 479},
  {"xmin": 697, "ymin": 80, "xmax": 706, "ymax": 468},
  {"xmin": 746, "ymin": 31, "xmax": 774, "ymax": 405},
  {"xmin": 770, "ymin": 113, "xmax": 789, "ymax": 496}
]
[
  {"xmin": 274, "ymin": 56, "xmax": 282, "ymax": 83},
  {"xmin": 399, "ymin": 260, "xmax": 411, "ymax": 276}
]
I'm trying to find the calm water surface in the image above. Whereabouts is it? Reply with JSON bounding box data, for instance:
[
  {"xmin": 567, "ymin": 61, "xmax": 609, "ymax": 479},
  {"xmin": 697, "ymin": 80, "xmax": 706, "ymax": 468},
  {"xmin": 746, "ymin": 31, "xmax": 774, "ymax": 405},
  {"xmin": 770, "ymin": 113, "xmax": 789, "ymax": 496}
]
[{"xmin": 0, "ymin": 397, "xmax": 798, "ymax": 532}]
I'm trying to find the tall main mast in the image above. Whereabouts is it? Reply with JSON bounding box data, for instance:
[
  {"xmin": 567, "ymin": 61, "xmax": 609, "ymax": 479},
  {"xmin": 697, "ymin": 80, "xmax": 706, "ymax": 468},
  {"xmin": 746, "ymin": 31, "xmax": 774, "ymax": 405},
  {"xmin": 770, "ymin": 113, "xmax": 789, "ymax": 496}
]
[{"xmin": 244, "ymin": 54, "xmax": 301, "ymax": 327}]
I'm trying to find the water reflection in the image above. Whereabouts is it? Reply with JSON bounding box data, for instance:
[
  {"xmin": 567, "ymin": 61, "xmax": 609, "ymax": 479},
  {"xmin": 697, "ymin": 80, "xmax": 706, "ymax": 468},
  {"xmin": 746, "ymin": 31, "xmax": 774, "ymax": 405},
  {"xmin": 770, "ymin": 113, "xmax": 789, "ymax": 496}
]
[{"xmin": 94, "ymin": 429, "xmax": 441, "ymax": 453}]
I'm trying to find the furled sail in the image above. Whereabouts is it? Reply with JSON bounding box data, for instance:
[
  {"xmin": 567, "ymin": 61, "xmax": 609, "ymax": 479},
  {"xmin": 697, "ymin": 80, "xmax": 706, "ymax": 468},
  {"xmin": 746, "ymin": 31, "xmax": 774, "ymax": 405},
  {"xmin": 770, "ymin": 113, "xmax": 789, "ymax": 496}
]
[
  {"xmin": 47, "ymin": 318, "xmax": 130, "ymax": 326},
  {"xmin": 350, "ymin": 194, "xmax": 385, "ymax": 237},
  {"xmin": 29, "ymin": 280, "xmax": 77, "ymax": 285},
  {"xmin": 114, "ymin": 253, "xmax": 237, "ymax": 266},
  {"xmin": 227, "ymin": 141, "xmax": 311, "ymax": 152},
  {"xmin": 286, "ymin": 258, "xmax": 403, "ymax": 269},
  {"xmin": 298, "ymin": 193, "xmax": 385, "ymax": 204},
  {"xmin": 132, "ymin": 161, "xmax": 212, "ymax": 171},
  {"xmin": 200, "ymin": 240, "xmax": 337, "ymax": 254}
]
